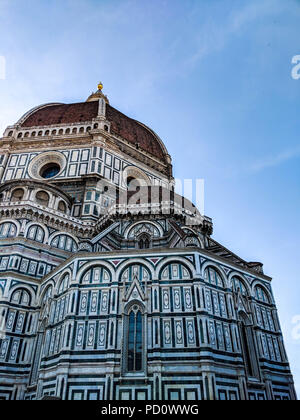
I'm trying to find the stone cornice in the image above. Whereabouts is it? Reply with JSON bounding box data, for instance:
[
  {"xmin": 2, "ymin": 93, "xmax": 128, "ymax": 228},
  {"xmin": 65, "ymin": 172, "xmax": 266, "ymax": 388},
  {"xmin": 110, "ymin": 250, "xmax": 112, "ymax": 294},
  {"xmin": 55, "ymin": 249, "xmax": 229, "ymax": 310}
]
[
  {"xmin": 0, "ymin": 203, "xmax": 94, "ymax": 237},
  {"xmin": 0, "ymin": 129, "xmax": 173, "ymax": 180},
  {"xmin": 41, "ymin": 247, "xmax": 272, "ymax": 284}
]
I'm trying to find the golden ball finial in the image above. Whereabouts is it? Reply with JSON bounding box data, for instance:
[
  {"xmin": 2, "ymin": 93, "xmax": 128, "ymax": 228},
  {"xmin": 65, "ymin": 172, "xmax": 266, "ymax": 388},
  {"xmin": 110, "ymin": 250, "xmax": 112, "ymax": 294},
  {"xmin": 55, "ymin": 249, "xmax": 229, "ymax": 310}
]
[{"xmin": 98, "ymin": 82, "xmax": 103, "ymax": 91}]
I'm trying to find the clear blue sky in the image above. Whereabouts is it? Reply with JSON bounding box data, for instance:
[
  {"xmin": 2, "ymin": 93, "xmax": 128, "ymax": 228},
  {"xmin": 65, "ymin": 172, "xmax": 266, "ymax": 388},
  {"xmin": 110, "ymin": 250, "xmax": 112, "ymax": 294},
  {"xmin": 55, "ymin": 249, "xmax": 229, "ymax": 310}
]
[{"xmin": 0, "ymin": 0, "xmax": 299, "ymax": 397}]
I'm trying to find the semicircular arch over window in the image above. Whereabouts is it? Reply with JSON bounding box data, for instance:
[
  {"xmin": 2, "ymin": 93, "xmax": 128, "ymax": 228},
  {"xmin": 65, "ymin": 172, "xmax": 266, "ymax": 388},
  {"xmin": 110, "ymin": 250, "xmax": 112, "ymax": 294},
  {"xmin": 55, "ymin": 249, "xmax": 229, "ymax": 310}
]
[
  {"xmin": 50, "ymin": 234, "xmax": 78, "ymax": 252},
  {"xmin": 58, "ymin": 273, "xmax": 70, "ymax": 294},
  {"xmin": 232, "ymin": 276, "xmax": 249, "ymax": 296},
  {"xmin": 204, "ymin": 266, "xmax": 225, "ymax": 288},
  {"xmin": 0, "ymin": 222, "xmax": 17, "ymax": 238},
  {"xmin": 11, "ymin": 188, "xmax": 25, "ymax": 202},
  {"xmin": 120, "ymin": 264, "xmax": 151, "ymax": 285},
  {"xmin": 10, "ymin": 288, "xmax": 32, "ymax": 306},
  {"xmin": 254, "ymin": 285, "xmax": 270, "ymax": 304},
  {"xmin": 160, "ymin": 262, "xmax": 191, "ymax": 280},
  {"xmin": 26, "ymin": 224, "xmax": 45, "ymax": 243},
  {"xmin": 81, "ymin": 265, "xmax": 112, "ymax": 284}
]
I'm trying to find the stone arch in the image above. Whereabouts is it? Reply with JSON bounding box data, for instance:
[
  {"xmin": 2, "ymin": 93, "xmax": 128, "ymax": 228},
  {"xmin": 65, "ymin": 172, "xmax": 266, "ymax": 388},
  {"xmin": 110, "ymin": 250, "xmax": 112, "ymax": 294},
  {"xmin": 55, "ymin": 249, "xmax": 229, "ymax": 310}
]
[
  {"xmin": 24, "ymin": 221, "xmax": 49, "ymax": 243},
  {"xmin": 11, "ymin": 187, "xmax": 25, "ymax": 202},
  {"xmin": 122, "ymin": 166, "xmax": 151, "ymax": 189},
  {"xmin": 55, "ymin": 268, "xmax": 72, "ymax": 294},
  {"xmin": 156, "ymin": 256, "xmax": 196, "ymax": 280},
  {"xmin": 39, "ymin": 281, "xmax": 55, "ymax": 301},
  {"xmin": 0, "ymin": 219, "xmax": 20, "ymax": 237},
  {"xmin": 252, "ymin": 281, "xmax": 273, "ymax": 304},
  {"xmin": 116, "ymin": 258, "xmax": 154, "ymax": 282},
  {"xmin": 124, "ymin": 299, "xmax": 146, "ymax": 314},
  {"xmin": 76, "ymin": 260, "xmax": 115, "ymax": 283},
  {"xmin": 48, "ymin": 231, "xmax": 79, "ymax": 246},
  {"xmin": 201, "ymin": 261, "xmax": 227, "ymax": 287},
  {"xmin": 124, "ymin": 220, "xmax": 163, "ymax": 239},
  {"xmin": 228, "ymin": 271, "xmax": 251, "ymax": 296},
  {"xmin": 8, "ymin": 285, "xmax": 35, "ymax": 306},
  {"xmin": 35, "ymin": 189, "xmax": 51, "ymax": 207}
]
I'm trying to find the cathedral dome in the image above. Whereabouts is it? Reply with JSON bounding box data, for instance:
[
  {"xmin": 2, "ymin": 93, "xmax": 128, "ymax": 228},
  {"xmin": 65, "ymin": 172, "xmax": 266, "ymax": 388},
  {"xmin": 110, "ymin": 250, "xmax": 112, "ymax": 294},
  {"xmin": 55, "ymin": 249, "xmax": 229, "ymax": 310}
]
[{"xmin": 18, "ymin": 93, "xmax": 169, "ymax": 164}]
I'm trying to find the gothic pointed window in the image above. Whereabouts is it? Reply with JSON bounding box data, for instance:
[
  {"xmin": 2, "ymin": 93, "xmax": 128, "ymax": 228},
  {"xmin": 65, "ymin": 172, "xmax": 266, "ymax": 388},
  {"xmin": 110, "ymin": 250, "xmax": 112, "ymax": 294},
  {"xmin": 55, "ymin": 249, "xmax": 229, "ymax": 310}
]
[
  {"xmin": 138, "ymin": 234, "xmax": 150, "ymax": 249},
  {"xmin": 127, "ymin": 306, "xmax": 143, "ymax": 373}
]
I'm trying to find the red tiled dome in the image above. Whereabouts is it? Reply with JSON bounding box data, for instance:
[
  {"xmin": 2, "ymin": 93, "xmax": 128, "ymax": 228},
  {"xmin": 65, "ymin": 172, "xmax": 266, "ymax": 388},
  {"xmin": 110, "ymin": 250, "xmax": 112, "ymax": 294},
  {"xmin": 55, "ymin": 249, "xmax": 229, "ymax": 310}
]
[
  {"xmin": 21, "ymin": 102, "xmax": 99, "ymax": 127},
  {"xmin": 20, "ymin": 101, "xmax": 167, "ymax": 162}
]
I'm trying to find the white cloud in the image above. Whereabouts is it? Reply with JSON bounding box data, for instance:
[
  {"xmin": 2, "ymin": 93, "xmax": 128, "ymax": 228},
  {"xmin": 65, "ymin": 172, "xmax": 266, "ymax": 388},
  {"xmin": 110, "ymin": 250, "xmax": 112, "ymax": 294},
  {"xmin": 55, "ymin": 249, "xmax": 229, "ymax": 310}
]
[
  {"xmin": 185, "ymin": 0, "xmax": 298, "ymax": 68},
  {"xmin": 249, "ymin": 146, "xmax": 300, "ymax": 173}
]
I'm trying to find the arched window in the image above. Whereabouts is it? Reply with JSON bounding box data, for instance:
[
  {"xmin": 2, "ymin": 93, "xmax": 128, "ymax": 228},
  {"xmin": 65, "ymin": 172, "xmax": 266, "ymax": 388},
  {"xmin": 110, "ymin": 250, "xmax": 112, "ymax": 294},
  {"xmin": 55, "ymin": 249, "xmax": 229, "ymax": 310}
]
[
  {"xmin": 27, "ymin": 225, "xmax": 45, "ymax": 243},
  {"xmin": 58, "ymin": 200, "xmax": 67, "ymax": 213},
  {"xmin": 127, "ymin": 177, "xmax": 140, "ymax": 191},
  {"xmin": 138, "ymin": 234, "xmax": 150, "ymax": 249},
  {"xmin": 127, "ymin": 305, "xmax": 143, "ymax": 373},
  {"xmin": 11, "ymin": 188, "xmax": 25, "ymax": 202},
  {"xmin": 160, "ymin": 263, "xmax": 191, "ymax": 280},
  {"xmin": 42, "ymin": 285, "xmax": 53, "ymax": 306},
  {"xmin": 50, "ymin": 234, "xmax": 78, "ymax": 252},
  {"xmin": 121, "ymin": 264, "xmax": 150, "ymax": 286},
  {"xmin": 255, "ymin": 285, "xmax": 270, "ymax": 303},
  {"xmin": 11, "ymin": 288, "xmax": 31, "ymax": 306},
  {"xmin": 232, "ymin": 276, "xmax": 249, "ymax": 296},
  {"xmin": 58, "ymin": 274, "xmax": 69, "ymax": 294},
  {"xmin": 204, "ymin": 267, "xmax": 224, "ymax": 288},
  {"xmin": 0, "ymin": 222, "xmax": 17, "ymax": 238},
  {"xmin": 81, "ymin": 266, "xmax": 111, "ymax": 284},
  {"xmin": 36, "ymin": 191, "xmax": 50, "ymax": 206}
]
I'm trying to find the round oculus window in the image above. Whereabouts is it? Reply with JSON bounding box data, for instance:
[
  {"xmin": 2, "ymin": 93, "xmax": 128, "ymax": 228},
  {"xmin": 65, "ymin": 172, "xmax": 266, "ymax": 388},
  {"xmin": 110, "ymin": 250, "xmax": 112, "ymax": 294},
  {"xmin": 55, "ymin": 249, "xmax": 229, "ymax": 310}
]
[{"xmin": 40, "ymin": 163, "xmax": 61, "ymax": 179}]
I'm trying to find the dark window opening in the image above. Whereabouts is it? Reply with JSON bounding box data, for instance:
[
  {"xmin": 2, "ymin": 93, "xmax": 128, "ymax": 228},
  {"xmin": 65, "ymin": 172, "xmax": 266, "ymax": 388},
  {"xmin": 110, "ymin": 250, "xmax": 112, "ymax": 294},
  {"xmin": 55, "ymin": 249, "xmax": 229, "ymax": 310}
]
[
  {"xmin": 40, "ymin": 163, "xmax": 60, "ymax": 179},
  {"xmin": 127, "ymin": 310, "xmax": 143, "ymax": 372},
  {"xmin": 138, "ymin": 234, "xmax": 150, "ymax": 250}
]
